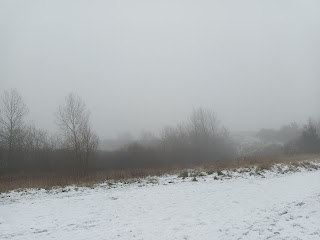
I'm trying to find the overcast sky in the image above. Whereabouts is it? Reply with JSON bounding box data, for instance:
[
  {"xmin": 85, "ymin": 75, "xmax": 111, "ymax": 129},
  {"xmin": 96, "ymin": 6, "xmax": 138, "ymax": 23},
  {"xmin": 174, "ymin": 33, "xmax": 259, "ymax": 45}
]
[{"xmin": 1, "ymin": 0, "xmax": 319, "ymax": 139}]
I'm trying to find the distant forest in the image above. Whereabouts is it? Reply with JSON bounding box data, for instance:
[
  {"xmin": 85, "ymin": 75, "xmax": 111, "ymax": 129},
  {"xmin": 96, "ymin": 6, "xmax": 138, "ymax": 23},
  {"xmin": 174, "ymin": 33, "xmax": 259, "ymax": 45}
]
[{"xmin": 0, "ymin": 89, "xmax": 320, "ymax": 176}]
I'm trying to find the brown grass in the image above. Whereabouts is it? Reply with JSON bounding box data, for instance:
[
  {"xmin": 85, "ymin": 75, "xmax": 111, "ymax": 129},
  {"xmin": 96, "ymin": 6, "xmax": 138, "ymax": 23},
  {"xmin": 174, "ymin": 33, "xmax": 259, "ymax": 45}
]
[
  {"xmin": 0, "ymin": 167, "xmax": 178, "ymax": 193},
  {"xmin": 202, "ymin": 154, "xmax": 320, "ymax": 173},
  {"xmin": 1, "ymin": 154, "xmax": 319, "ymax": 193}
]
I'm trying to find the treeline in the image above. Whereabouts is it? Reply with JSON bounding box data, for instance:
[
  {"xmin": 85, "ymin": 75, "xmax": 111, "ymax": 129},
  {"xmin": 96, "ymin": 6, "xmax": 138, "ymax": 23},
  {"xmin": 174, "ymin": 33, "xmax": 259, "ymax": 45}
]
[
  {"xmin": 0, "ymin": 89, "xmax": 237, "ymax": 175},
  {"xmin": 95, "ymin": 108, "xmax": 237, "ymax": 170},
  {"xmin": 256, "ymin": 122, "xmax": 301, "ymax": 144},
  {"xmin": 0, "ymin": 89, "xmax": 98, "ymax": 175},
  {"xmin": 0, "ymin": 89, "xmax": 319, "ymax": 176},
  {"xmin": 100, "ymin": 117, "xmax": 320, "ymax": 170},
  {"xmin": 284, "ymin": 119, "xmax": 320, "ymax": 155},
  {"xmin": 245, "ymin": 119, "xmax": 320, "ymax": 157}
]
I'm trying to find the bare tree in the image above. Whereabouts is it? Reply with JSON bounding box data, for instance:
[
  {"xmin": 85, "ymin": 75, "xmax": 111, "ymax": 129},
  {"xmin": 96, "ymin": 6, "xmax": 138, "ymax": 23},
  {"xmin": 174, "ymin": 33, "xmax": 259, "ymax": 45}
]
[
  {"xmin": 56, "ymin": 93, "xmax": 99, "ymax": 175},
  {"xmin": 23, "ymin": 125, "xmax": 49, "ymax": 151},
  {"xmin": 188, "ymin": 108, "xmax": 218, "ymax": 139},
  {"xmin": 0, "ymin": 89, "xmax": 29, "ymax": 169},
  {"xmin": 161, "ymin": 125, "xmax": 188, "ymax": 153},
  {"xmin": 186, "ymin": 108, "xmax": 237, "ymax": 161},
  {"xmin": 314, "ymin": 119, "xmax": 320, "ymax": 137},
  {"xmin": 80, "ymin": 121, "xmax": 99, "ymax": 174},
  {"xmin": 187, "ymin": 108, "xmax": 219, "ymax": 158}
]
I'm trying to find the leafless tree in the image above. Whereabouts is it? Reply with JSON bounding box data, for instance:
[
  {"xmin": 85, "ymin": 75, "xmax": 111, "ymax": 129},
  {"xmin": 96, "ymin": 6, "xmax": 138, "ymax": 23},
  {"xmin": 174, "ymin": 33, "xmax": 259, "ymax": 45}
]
[
  {"xmin": 0, "ymin": 89, "xmax": 29, "ymax": 168},
  {"xmin": 188, "ymin": 108, "xmax": 218, "ymax": 139},
  {"xmin": 23, "ymin": 125, "xmax": 50, "ymax": 151},
  {"xmin": 161, "ymin": 125, "xmax": 188, "ymax": 153},
  {"xmin": 187, "ymin": 108, "xmax": 218, "ymax": 156},
  {"xmin": 56, "ymin": 93, "xmax": 99, "ymax": 175},
  {"xmin": 186, "ymin": 108, "xmax": 237, "ymax": 161}
]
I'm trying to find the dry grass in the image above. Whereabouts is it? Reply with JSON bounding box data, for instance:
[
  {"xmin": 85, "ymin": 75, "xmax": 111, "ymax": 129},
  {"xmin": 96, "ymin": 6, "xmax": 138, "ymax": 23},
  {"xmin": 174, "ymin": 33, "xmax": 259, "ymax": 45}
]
[
  {"xmin": 1, "ymin": 154, "xmax": 319, "ymax": 193},
  {"xmin": 0, "ymin": 167, "xmax": 178, "ymax": 193},
  {"xmin": 178, "ymin": 170, "xmax": 189, "ymax": 179},
  {"xmin": 202, "ymin": 154, "xmax": 320, "ymax": 174}
]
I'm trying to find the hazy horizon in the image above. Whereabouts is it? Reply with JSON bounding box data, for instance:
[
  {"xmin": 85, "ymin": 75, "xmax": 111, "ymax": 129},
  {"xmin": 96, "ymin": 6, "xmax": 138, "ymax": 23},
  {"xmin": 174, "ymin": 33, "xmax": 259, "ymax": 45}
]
[{"xmin": 1, "ymin": 0, "xmax": 319, "ymax": 139}]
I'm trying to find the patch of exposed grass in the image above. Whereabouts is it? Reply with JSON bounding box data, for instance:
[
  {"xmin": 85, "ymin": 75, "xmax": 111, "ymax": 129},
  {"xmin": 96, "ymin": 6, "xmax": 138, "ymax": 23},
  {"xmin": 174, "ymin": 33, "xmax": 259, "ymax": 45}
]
[
  {"xmin": 147, "ymin": 178, "xmax": 158, "ymax": 184},
  {"xmin": 178, "ymin": 171, "xmax": 189, "ymax": 179},
  {"xmin": 206, "ymin": 170, "xmax": 214, "ymax": 175},
  {"xmin": 0, "ymin": 154, "xmax": 319, "ymax": 193},
  {"xmin": 217, "ymin": 170, "xmax": 224, "ymax": 176}
]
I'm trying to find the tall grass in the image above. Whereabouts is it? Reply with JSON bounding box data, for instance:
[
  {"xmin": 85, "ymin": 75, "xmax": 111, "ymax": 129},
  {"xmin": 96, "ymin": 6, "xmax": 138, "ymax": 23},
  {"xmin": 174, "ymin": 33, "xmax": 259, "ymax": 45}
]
[{"xmin": 1, "ymin": 154, "xmax": 319, "ymax": 193}]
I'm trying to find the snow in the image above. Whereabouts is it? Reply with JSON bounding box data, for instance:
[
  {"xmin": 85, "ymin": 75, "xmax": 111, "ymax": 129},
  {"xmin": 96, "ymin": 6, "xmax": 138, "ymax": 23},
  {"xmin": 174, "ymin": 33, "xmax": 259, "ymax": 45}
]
[{"xmin": 1, "ymin": 165, "xmax": 320, "ymax": 240}]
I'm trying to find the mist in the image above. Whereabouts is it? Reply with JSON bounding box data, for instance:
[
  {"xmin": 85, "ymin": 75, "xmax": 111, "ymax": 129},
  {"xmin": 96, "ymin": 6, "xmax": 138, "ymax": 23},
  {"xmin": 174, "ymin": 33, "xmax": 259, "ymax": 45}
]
[
  {"xmin": 1, "ymin": 0, "xmax": 320, "ymax": 139},
  {"xmin": 1, "ymin": 2, "xmax": 320, "ymax": 238}
]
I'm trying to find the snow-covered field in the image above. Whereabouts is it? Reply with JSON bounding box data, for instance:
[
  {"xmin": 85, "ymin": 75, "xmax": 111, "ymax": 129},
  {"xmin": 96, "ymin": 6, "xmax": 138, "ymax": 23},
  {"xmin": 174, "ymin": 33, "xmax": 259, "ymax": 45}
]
[{"xmin": 1, "ymin": 164, "xmax": 320, "ymax": 240}]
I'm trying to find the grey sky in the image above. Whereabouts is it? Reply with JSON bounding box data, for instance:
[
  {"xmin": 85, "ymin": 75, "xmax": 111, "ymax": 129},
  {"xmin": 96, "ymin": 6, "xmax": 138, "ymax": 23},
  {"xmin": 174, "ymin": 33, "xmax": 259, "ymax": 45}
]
[{"xmin": 1, "ymin": 0, "xmax": 319, "ymax": 138}]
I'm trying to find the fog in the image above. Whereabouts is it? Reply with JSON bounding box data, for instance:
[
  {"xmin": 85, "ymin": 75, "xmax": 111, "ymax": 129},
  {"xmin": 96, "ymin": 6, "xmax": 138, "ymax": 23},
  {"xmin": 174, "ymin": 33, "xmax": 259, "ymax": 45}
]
[{"xmin": 1, "ymin": 0, "xmax": 319, "ymax": 139}]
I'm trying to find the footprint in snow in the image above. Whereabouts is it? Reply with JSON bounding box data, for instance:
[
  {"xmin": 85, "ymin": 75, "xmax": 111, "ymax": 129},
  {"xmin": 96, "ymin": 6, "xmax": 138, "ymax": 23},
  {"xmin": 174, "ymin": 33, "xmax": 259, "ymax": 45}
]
[
  {"xmin": 279, "ymin": 210, "xmax": 288, "ymax": 216},
  {"xmin": 295, "ymin": 202, "xmax": 305, "ymax": 206}
]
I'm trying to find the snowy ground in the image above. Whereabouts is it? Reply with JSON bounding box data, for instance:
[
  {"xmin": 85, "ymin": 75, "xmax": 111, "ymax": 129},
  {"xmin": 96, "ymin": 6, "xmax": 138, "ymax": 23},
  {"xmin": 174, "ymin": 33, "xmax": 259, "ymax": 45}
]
[{"xmin": 1, "ymin": 163, "xmax": 320, "ymax": 240}]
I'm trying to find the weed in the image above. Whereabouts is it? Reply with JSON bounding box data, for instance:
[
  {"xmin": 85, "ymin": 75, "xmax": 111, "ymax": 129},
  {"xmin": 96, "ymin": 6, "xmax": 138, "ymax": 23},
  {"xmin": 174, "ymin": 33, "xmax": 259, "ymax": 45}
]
[
  {"xmin": 217, "ymin": 170, "xmax": 224, "ymax": 176},
  {"xmin": 179, "ymin": 171, "xmax": 189, "ymax": 179},
  {"xmin": 147, "ymin": 178, "xmax": 158, "ymax": 184},
  {"xmin": 206, "ymin": 170, "xmax": 214, "ymax": 175}
]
